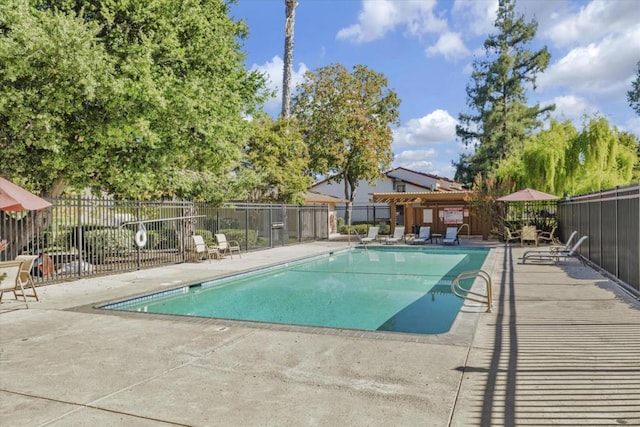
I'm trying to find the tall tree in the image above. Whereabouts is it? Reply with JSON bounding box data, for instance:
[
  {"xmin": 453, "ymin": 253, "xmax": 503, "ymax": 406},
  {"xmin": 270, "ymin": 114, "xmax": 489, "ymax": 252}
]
[
  {"xmin": 0, "ymin": 0, "xmax": 267, "ymax": 201},
  {"xmin": 497, "ymin": 117, "xmax": 639, "ymax": 195},
  {"xmin": 455, "ymin": 0, "xmax": 553, "ymax": 184},
  {"xmin": 243, "ymin": 114, "xmax": 311, "ymax": 203},
  {"xmin": 291, "ymin": 64, "xmax": 400, "ymax": 226},
  {"xmin": 281, "ymin": 0, "xmax": 297, "ymax": 119},
  {"xmin": 628, "ymin": 60, "xmax": 640, "ymax": 116}
]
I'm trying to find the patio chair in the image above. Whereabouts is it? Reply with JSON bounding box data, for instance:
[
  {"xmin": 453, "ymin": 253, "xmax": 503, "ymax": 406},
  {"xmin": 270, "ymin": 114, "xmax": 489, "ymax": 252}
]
[
  {"xmin": 192, "ymin": 235, "xmax": 220, "ymax": 262},
  {"xmin": 538, "ymin": 226, "xmax": 559, "ymax": 245},
  {"xmin": 13, "ymin": 255, "xmax": 39, "ymax": 301},
  {"xmin": 442, "ymin": 227, "xmax": 459, "ymax": 245},
  {"xmin": 0, "ymin": 260, "xmax": 29, "ymax": 309},
  {"xmin": 504, "ymin": 226, "xmax": 521, "ymax": 243},
  {"xmin": 359, "ymin": 226, "xmax": 379, "ymax": 244},
  {"xmin": 411, "ymin": 226, "xmax": 431, "ymax": 244},
  {"xmin": 384, "ymin": 226, "xmax": 405, "ymax": 245},
  {"xmin": 521, "ymin": 225, "xmax": 539, "ymax": 247},
  {"xmin": 215, "ymin": 233, "xmax": 241, "ymax": 258},
  {"xmin": 521, "ymin": 235, "xmax": 588, "ymax": 264}
]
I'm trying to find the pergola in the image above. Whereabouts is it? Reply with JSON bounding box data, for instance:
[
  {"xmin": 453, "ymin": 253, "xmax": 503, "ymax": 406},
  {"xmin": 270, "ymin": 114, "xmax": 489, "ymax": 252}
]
[{"xmin": 371, "ymin": 190, "xmax": 482, "ymax": 236}]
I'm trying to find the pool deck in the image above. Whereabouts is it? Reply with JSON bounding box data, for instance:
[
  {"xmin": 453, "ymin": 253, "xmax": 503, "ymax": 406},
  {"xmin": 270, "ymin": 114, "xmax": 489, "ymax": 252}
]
[{"xmin": 1, "ymin": 238, "xmax": 639, "ymax": 426}]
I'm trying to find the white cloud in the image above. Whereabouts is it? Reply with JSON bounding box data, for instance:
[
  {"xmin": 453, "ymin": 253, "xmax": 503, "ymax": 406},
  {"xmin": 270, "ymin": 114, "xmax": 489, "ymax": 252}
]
[
  {"xmin": 452, "ymin": 0, "xmax": 497, "ymax": 36},
  {"xmin": 546, "ymin": 95, "xmax": 597, "ymax": 122},
  {"xmin": 392, "ymin": 149, "xmax": 435, "ymax": 172},
  {"xmin": 543, "ymin": 0, "xmax": 640, "ymax": 47},
  {"xmin": 336, "ymin": 0, "xmax": 446, "ymax": 44},
  {"xmin": 425, "ymin": 32, "xmax": 470, "ymax": 60},
  {"xmin": 622, "ymin": 116, "xmax": 640, "ymax": 136},
  {"xmin": 251, "ymin": 56, "xmax": 309, "ymax": 113},
  {"xmin": 394, "ymin": 109, "xmax": 458, "ymax": 146},
  {"xmin": 392, "ymin": 148, "xmax": 459, "ymax": 178},
  {"xmin": 538, "ymin": 26, "xmax": 640, "ymax": 97}
]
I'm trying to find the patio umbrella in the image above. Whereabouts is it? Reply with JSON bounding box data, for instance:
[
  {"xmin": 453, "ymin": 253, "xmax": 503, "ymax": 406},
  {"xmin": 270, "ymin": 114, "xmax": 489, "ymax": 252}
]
[
  {"xmin": 0, "ymin": 177, "xmax": 52, "ymax": 212},
  {"xmin": 497, "ymin": 188, "xmax": 560, "ymax": 202}
]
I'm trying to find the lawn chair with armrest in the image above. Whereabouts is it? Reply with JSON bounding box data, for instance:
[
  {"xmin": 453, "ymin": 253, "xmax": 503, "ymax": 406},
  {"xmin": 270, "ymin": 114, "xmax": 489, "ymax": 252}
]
[
  {"xmin": 411, "ymin": 226, "xmax": 431, "ymax": 245},
  {"xmin": 359, "ymin": 226, "xmax": 379, "ymax": 245},
  {"xmin": 0, "ymin": 260, "xmax": 29, "ymax": 309},
  {"xmin": 215, "ymin": 233, "xmax": 241, "ymax": 258},
  {"xmin": 384, "ymin": 226, "xmax": 405, "ymax": 245},
  {"xmin": 442, "ymin": 227, "xmax": 459, "ymax": 245}
]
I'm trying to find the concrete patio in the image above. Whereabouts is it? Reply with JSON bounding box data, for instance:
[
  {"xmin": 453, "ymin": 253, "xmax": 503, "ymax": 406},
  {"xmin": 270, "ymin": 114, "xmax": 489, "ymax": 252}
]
[{"xmin": 1, "ymin": 239, "xmax": 638, "ymax": 426}]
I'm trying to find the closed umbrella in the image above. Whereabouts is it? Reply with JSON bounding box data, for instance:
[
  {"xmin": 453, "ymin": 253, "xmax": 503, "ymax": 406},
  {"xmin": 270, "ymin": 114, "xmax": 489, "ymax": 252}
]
[{"xmin": 0, "ymin": 177, "xmax": 52, "ymax": 212}]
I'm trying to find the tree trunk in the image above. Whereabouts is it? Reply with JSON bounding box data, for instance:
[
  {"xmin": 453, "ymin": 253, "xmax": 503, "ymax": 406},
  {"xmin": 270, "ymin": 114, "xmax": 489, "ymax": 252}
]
[
  {"xmin": 343, "ymin": 175, "xmax": 357, "ymax": 228},
  {"xmin": 281, "ymin": 0, "xmax": 297, "ymax": 119}
]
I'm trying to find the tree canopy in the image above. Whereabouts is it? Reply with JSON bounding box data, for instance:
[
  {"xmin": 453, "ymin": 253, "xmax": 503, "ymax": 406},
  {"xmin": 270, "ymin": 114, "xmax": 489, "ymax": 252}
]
[
  {"xmin": 455, "ymin": 0, "xmax": 553, "ymax": 184},
  {"xmin": 0, "ymin": 0, "xmax": 267, "ymax": 201},
  {"xmin": 628, "ymin": 60, "xmax": 640, "ymax": 116},
  {"xmin": 243, "ymin": 115, "xmax": 311, "ymax": 204},
  {"xmin": 291, "ymin": 63, "xmax": 400, "ymax": 224},
  {"xmin": 497, "ymin": 117, "xmax": 639, "ymax": 195}
]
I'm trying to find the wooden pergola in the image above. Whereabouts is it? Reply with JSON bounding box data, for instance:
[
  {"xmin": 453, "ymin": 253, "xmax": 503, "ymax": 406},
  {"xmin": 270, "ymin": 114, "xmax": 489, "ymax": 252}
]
[{"xmin": 371, "ymin": 190, "xmax": 483, "ymax": 236}]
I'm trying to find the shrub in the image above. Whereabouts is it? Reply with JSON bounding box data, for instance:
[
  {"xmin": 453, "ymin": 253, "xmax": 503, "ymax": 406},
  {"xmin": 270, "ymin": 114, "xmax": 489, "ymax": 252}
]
[
  {"xmin": 217, "ymin": 229, "xmax": 258, "ymax": 248},
  {"xmin": 195, "ymin": 229, "xmax": 215, "ymax": 246},
  {"xmin": 147, "ymin": 229, "xmax": 179, "ymax": 250},
  {"xmin": 338, "ymin": 224, "xmax": 369, "ymax": 235},
  {"xmin": 84, "ymin": 229, "xmax": 135, "ymax": 263}
]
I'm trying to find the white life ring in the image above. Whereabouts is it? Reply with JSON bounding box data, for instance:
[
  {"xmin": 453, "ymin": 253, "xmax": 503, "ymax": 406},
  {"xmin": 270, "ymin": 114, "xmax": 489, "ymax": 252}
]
[{"xmin": 135, "ymin": 224, "xmax": 147, "ymax": 248}]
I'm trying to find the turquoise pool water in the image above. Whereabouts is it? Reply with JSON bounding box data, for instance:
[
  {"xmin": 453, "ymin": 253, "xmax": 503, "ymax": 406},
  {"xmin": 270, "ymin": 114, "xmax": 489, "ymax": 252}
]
[{"xmin": 102, "ymin": 247, "xmax": 488, "ymax": 335}]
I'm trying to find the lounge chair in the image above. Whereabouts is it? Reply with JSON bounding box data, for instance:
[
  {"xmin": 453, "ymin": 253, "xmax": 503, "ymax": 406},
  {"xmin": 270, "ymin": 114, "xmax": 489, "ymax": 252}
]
[
  {"xmin": 359, "ymin": 226, "xmax": 379, "ymax": 244},
  {"xmin": 442, "ymin": 227, "xmax": 459, "ymax": 245},
  {"xmin": 521, "ymin": 225, "xmax": 538, "ymax": 247},
  {"xmin": 548, "ymin": 230, "xmax": 578, "ymax": 254},
  {"xmin": 215, "ymin": 233, "xmax": 241, "ymax": 258},
  {"xmin": 13, "ymin": 255, "xmax": 39, "ymax": 301},
  {"xmin": 411, "ymin": 226, "xmax": 431, "ymax": 244},
  {"xmin": 0, "ymin": 260, "xmax": 29, "ymax": 309},
  {"xmin": 192, "ymin": 235, "xmax": 220, "ymax": 262},
  {"xmin": 521, "ymin": 235, "xmax": 588, "ymax": 264},
  {"xmin": 384, "ymin": 226, "xmax": 405, "ymax": 245}
]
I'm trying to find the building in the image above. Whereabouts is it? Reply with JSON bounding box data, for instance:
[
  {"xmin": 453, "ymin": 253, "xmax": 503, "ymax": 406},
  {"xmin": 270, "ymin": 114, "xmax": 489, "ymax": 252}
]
[{"xmin": 309, "ymin": 167, "xmax": 467, "ymax": 226}]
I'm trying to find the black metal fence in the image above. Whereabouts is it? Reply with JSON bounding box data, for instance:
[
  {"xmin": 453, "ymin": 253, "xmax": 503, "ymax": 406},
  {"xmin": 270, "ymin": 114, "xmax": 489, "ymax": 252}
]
[
  {"xmin": 557, "ymin": 184, "xmax": 639, "ymax": 294},
  {"xmin": 0, "ymin": 197, "xmax": 328, "ymax": 285},
  {"xmin": 335, "ymin": 204, "xmax": 390, "ymax": 225}
]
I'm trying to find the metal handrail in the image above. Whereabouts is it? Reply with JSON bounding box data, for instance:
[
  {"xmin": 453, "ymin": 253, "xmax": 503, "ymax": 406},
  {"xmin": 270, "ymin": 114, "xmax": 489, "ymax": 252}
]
[
  {"xmin": 457, "ymin": 223, "xmax": 470, "ymax": 239},
  {"xmin": 451, "ymin": 269, "xmax": 492, "ymax": 312}
]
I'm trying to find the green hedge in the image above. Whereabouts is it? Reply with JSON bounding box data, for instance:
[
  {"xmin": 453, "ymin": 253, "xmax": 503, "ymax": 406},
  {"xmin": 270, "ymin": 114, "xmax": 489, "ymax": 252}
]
[
  {"xmin": 216, "ymin": 229, "xmax": 258, "ymax": 248},
  {"xmin": 338, "ymin": 224, "xmax": 369, "ymax": 235},
  {"xmin": 194, "ymin": 229, "xmax": 215, "ymax": 246},
  {"xmin": 146, "ymin": 229, "xmax": 179, "ymax": 249},
  {"xmin": 84, "ymin": 229, "xmax": 135, "ymax": 263}
]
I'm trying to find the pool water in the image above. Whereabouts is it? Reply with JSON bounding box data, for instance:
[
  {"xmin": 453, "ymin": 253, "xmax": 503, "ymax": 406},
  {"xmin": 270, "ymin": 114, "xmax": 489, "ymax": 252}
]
[{"xmin": 103, "ymin": 247, "xmax": 488, "ymax": 335}]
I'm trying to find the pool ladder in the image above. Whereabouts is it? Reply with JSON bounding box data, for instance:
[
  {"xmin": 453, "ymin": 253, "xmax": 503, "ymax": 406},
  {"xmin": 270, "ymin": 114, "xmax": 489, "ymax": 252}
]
[{"xmin": 451, "ymin": 269, "xmax": 493, "ymax": 313}]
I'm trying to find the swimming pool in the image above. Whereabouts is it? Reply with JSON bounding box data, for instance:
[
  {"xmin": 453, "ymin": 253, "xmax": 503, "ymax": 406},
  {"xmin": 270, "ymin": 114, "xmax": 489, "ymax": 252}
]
[{"xmin": 101, "ymin": 247, "xmax": 489, "ymax": 335}]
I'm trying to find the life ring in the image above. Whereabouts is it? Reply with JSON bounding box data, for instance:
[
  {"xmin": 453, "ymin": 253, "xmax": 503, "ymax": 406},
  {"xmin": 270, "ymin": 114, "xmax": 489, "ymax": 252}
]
[{"xmin": 135, "ymin": 224, "xmax": 147, "ymax": 248}]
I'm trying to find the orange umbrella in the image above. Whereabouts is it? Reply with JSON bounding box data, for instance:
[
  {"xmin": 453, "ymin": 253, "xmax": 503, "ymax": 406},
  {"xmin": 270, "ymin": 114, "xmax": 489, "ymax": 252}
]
[
  {"xmin": 0, "ymin": 177, "xmax": 52, "ymax": 211},
  {"xmin": 497, "ymin": 188, "xmax": 560, "ymax": 202}
]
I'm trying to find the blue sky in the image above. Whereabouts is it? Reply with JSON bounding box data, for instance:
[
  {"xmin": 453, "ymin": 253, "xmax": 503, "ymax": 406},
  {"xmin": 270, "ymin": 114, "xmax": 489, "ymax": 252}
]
[{"xmin": 230, "ymin": 0, "xmax": 640, "ymax": 179}]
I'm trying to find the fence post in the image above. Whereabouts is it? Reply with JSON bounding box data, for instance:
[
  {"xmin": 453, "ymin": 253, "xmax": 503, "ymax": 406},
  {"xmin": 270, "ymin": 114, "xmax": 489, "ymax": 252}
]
[
  {"xmin": 136, "ymin": 200, "xmax": 141, "ymax": 270},
  {"xmin": 77, "ymin": 195, "xmax": 83, "ymax": 278},
  {"xmin": 245, "ymin": 207, "xmax": 249, "ymax": 251},
  {"xmin": 269, "ymin": 204, "xmax": 273, "ymax": 248}
]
